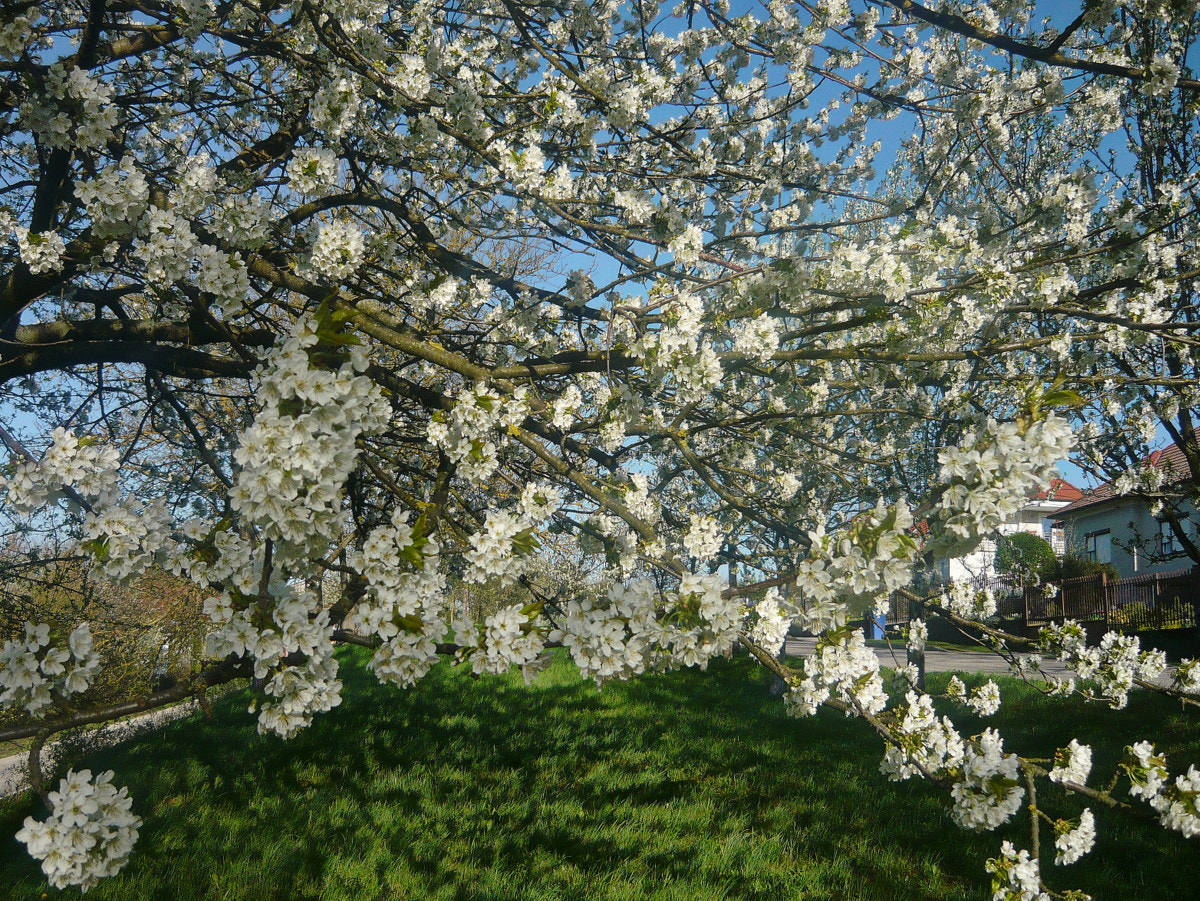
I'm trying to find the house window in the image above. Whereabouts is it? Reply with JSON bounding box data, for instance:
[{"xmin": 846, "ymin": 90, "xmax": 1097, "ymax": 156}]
[
  {"xmin": 1159, "ymin": 520, "xmax": 1179, "ymax": 557},
  {"xmin": 1085, "ymin": 529, "xmax": 1111, "ymax": 563}
]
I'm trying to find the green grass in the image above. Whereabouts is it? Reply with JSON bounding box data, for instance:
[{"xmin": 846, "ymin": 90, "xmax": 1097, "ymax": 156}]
[{"xmin": 1, "ymin": 652, "xmax": 1196, "ymax": 900}]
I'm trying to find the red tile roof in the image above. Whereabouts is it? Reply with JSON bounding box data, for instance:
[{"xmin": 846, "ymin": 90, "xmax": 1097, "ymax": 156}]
[
  {"xmin": 1034, "ymin": 477, "xmax": 1083, "ymax": 502},
  {"xmin": 1053, "ymin": 436, "xmax": 1195, "ymax": 518}
]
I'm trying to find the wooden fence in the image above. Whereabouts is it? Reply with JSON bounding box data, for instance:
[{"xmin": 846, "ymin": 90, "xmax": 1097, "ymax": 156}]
[{"xmin": 1022, "ymin": 567, "xmax": 1199, "ymax": 632}]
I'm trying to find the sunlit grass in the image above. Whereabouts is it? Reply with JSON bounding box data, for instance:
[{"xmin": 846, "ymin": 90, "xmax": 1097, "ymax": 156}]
[{"xmin": 1, "ymin": 650, "xmax": 1196, "ymax": 900}]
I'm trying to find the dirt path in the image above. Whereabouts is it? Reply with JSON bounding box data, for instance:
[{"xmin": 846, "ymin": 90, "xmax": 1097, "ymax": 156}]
[{"xmin": 0, "ymin": 701, "xmax": 198, "ymax": 798}]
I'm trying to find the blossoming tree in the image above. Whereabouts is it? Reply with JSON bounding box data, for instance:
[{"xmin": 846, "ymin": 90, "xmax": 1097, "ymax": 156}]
[{"xmin": 1, "ymin": 0, "xmax": 1199, "ymax": 895}]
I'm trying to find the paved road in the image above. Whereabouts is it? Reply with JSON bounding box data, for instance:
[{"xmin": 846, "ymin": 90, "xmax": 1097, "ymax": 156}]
[
  {"xmin": 0, "ymin": 701, "xmax": 198, "ymax": 798},
  {"xmin": 787, "ymin": 637, "xmax": 1074, "ymax": 680}
]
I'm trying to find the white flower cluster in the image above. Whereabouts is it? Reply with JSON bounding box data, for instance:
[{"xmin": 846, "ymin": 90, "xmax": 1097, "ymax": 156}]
[
  {"xmin": 16, "ymin": 769, "xmax": 141, "ymax": 892},
  {"xmin": 1151, "ymin": 766, "xmax": 1200, "ymax": 839},
  {"xmin": 746, "ymin": 589, "xmax": 791, "ymax": 657},
  {"xmin": 287, "ymin": 148, "xmax": 340, "ymax": 195},
  {"xmin": 1, "ymin": 427, "xmax": 120, "ymax": 515},
  {"xmin": 346, "ymin": 510, "xmax": 447, "ymax": 689},
  {"xmin": 1053, "ymin": 809, "xmax": 1096, "ymax": 866},
  {"xmin": 1123, "ymin": 742, "xmax": 1200, "ymax": 839},
  {"xmin": 1125, "ymin": 740, "xmax": 1169, "ymax": 801},
  {"xmin": 929, "ymin": 415, "xmax": 1074, "ymax": 558},
  {"xmin": 311, "ymin": 76, "xmax": 360, "ymax": 139},
  {"xmin": 637, "ymin": 292, "xmax": 723, "ymax": 405},
  {"xmin": 879, "ymin": 691, "xmax": 964, "ymax": 781},
  {"xmin": 1173, "ymin": 658, "xmax": 1200, "ymax": 695},
  {"xmin": 518, "ymin": 482, "xmax": 561, "ymax": 523},
  {"xmin": 785, "ymin": 629, "xmax": 887, "ymax": 717},
  {"xmin": 21, "ymin": 63, "xmax": 118, "ymax": 150},
  {"xmin": 939, "ymin": 581, "xmax": 998, "ymax": 620},
  {"xmin": 682, "ymin": 513, "xmax": 722, "ymax": 560},
  {"xmin": 1049, "ymin": 739, "xmax": 1092, "ymax": 787},
  {"xmin": 0, "ymin": 429, "xmax": 174, "ymax": 584},
  {"xmin": 950, "ymin": 729, "xmax": 1024, "ymax": 831},
  {"xmin": 732, "ymin": 314, "xmax": 781, "ymax": 364},
  {"xmin": 75, "ymin": 159, "xmax": 150, "ymax": 238},
  {"xmin": 0, "ymin": 623, "xmax": 99, "ymax": 716},
  {"xmin": 427, "ymin": 383, "xmax": 529, "ymax": 484},
  {"xmin": 549, "ymin": 574, "xmax": 741, "ymax": 684},
  {"xmin": 83, "ymin": 499, "xmax": 174, "ymax": 582},
  {"xmin": 962, "ymin": 680, "xmax": 1001, "ymax": 717},
  {"xmin": 906, "ymin": 618, "xmax": 927, "ymax": 654},
  {"xmin": 206, "ymin": 585, "xmax": 341, "ymax": 738},
  {"xmin": 16, "ymin": 228, "xmax": 66, "ymax": 274},
  {"xmin": 308, "ymin": 220, "xmax": 365, "ymax": 281},
  {"xmin": 667, "ymin": 224, "xmax": 704, "ymax": 266},
  {"xmin": 468, "ymin": 604, "xmax": 547, "ymax": 675},
  {"xmin": 985, "ymin": 841, "xmax": 1048, "ymax": 901},
  {"xmin": 1040, "ymin": 625, "xmax": 1167, "ymax": 710},
  {"xmin": 0, "ymin": 9, "xmax": 35, "ymax": 59},
  {"xmin": 794, "ymin": 502, "xmax": 918, "ymax": 626},
  {"xmin": 213, "ymin": 194, "xmax": 271, "ymax": 251},
  {"xmin": 135, "ymin": 207, "xmax": 199, "ymax": 288},
  {"xmin": 463, "ymin": 509, "xmax": 537, "ymax": 587},
  {"xmin": 230, "ymin": 319, "xmax": 390, "ymax": 557}
]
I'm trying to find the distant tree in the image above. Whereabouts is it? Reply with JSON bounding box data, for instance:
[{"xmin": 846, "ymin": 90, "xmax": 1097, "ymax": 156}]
[{"xmin": 994, "ymin": 533, "xmax": 1058, "ymax": 581}]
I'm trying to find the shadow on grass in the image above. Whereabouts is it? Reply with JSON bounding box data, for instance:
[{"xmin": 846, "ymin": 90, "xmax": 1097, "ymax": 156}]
[{"xmin": 1, "ymin": 652, "xmax": 1197, "ymax": 900}]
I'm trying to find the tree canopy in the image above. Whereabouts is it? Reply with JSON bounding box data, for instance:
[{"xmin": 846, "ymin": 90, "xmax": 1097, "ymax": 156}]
[{"xmin": 1, "ymin": 0, "xmax": 1200, "ymax": 895}]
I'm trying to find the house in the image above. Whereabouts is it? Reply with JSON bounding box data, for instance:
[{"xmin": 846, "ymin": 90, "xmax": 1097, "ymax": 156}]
[
  {"xmin": 939, "ymin": 477, "xmax": 1082, "ymax": 584},
  {"xmin": 1053, "ymin": 438, "xmax": 1198, "ymax": 579}
]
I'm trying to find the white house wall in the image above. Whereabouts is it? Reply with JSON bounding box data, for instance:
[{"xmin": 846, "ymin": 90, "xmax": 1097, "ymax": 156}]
[{"xmin": 1059, "ymin": 499, "xmax": 1198, "ymax": 579}]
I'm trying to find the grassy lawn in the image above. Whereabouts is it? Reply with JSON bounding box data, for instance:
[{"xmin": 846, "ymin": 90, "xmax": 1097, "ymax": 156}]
[{"xmin": 1, "ymin": 650, "xmax": 1196, "ymax": 900}]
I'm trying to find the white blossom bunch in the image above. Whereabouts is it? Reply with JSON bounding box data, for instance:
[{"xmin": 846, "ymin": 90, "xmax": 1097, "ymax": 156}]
[
  {"xmin": 0, "ymin": 623, "xmax": 99, "ymax": 716},
  {"xmin": 966, "ymin": 681, "xmax": 1002, "ymax": 717},
  {"xmin": 549, "ymin": 574, "xmax": 741, "ymax": 683},
  {"xmin": 308, "ymin": 220, "xmax": 366, "ymax": 281},
  {"xmin": 1173, "ymin": 658, "xmax": 1200, "ymax": 695},
  {"xmin": 1150, "ymin": 766, "xmax": 1200, "ymax": 838},
  {"xmin": 1, "ymin": 427, "xmax": 120, "ymax": 515},
  {"xmin": 785, "ymin": 629, "xmax": 887, "ymax": 718},
  {"xmin": 20, "ymin": 63, "xmax": 118, "ymax": 150},
  {"xmin": 794, "ymin": 501, "xmax": 918, "ymax": 619},
  {"xmin": 1124, "ymin": 741, "xmax": 1169, "ymax": 802},
  {"xmin": 746, "ymin": 589, "xmax": 792, "ymax": 657},
  {"xmin": 207, "ymin": 585, "xmax": 342, "ymax": 738},
  {"xmin": 940, "ymin": 582, "xmax": 998, "ymax": 620},
  {"xmin": 16, "ymin": 769, "xmax": 141, "ymax": 891},
  {"xmin": 470, "ymin": 604, "xmax": 546, "ymax": 675},
  {"xmin": 463, "ymin": 509, "xmax": 538, "ymax": 587},
  {"xmin": 906, "ymin": 619, "xmax": 927, "ymax": 654},
  {"xmin": 929, "ymin": 415, "xmax": 1074, "ymax": 559},
  {"xmin": 75, "ymin": 159, "xmax": 150, "ymax": 239},
  {"xmin": 427, "ymin": 384, "xmax": 529, "ymax": 485},
  {"xmin": 346, "ymin": 510, "xmax": 448, "ymax": 689},
  {"xmin": 287, "ymin": 147, "xmax": 340, "ymax": 195},
  {"xmin": 1053, "ymin": 809, "xmax": 1096, "ymax": 866},
  {"xmin": 82, "ymin": 498, "xmax": 175, "ymax": 582},
  {"xmin": 1049, "ymin": 740, "xmax": 1093, "ymax": 787},
  {"xmin": 548, "ymin": 579, "xmax": 658, "ymax": 684},
  {"xmin": 682, "ymin": 513, "xmax": 722, "ymax": 560},
  {"xmin": 985, "ymin": 841, "xmax": 1049, "ymax": 901},
  {"xmin": 879, "ymin": 691, "xmax": 965, "ymax": 782},
  {"xmin": 950, "ymin": 729, "xmax": 1024, "ymax": 831},
  {"xmin": 230, "ymin": 318, "xmax": 390, "ymax": 558},
  {"xmin": 1044, "ymin": 629, "xmax": 1167, "ymax": 710},
  {"xmin": 15, "ymin": 227, "xmax": 67, "ymax": 274}
]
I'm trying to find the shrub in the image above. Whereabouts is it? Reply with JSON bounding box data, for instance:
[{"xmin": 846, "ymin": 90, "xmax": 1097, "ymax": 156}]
[{"xmin": 994, "ymin": 532, "xmax": 1058, "ymax": 580}]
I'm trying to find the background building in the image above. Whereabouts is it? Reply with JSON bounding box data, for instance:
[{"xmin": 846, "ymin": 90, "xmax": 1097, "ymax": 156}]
[{"xmin": 939, "ymin": 478, "xmax": 1082, "ymax": 584}]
